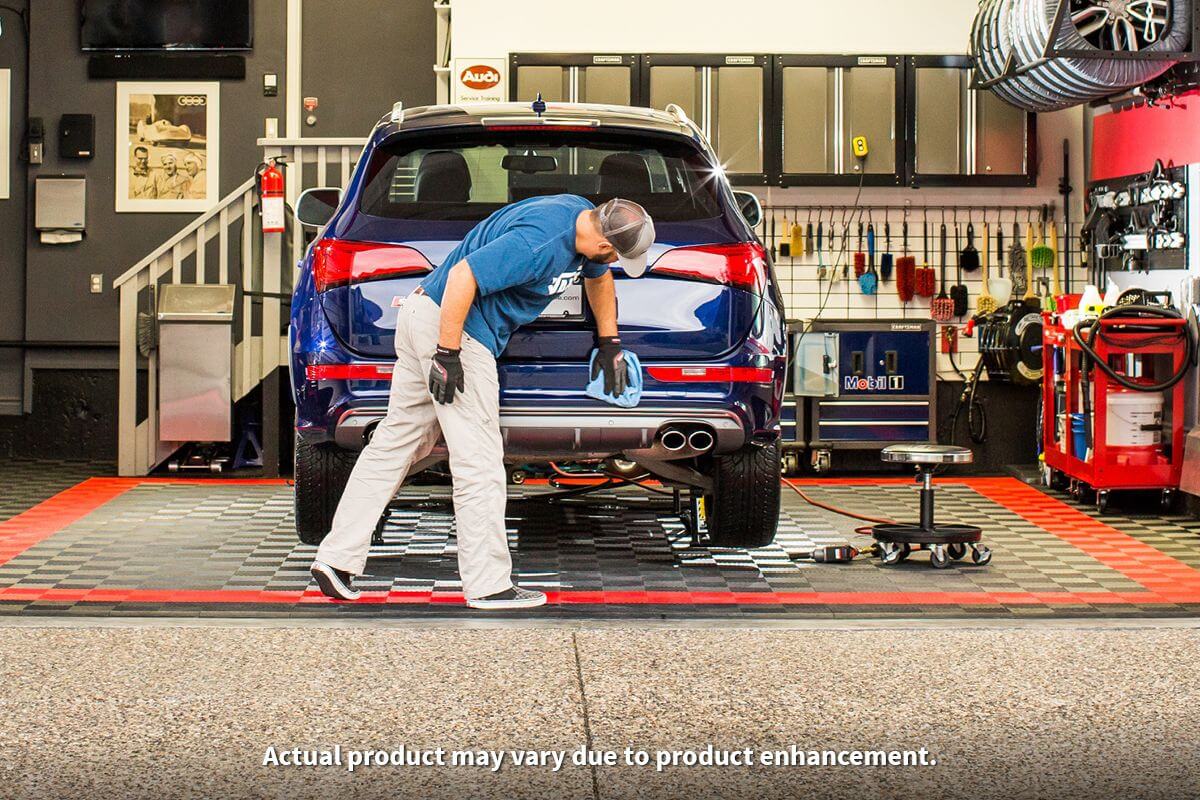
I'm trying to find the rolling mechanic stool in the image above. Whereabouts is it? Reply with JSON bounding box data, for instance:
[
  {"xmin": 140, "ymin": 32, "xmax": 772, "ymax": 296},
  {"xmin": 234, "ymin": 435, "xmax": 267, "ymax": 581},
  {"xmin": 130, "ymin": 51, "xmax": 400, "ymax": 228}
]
[{"xmin": 871, "ymin": 444, "xmax": 992, "ymax": 568}]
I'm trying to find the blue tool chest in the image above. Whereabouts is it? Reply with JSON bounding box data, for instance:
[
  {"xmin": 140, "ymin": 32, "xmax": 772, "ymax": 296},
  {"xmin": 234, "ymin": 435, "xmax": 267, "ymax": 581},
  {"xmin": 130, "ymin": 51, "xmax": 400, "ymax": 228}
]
[{"xmin": 805, "ymin": 320, "xmax": 937, "ymax": 450}]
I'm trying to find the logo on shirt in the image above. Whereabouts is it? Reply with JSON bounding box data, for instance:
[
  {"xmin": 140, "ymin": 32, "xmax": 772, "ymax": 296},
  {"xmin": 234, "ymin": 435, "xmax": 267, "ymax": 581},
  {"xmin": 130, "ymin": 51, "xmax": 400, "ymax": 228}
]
[{"xmin": 546, "ymin": 269, "xmax": 581, "ymax": 296}]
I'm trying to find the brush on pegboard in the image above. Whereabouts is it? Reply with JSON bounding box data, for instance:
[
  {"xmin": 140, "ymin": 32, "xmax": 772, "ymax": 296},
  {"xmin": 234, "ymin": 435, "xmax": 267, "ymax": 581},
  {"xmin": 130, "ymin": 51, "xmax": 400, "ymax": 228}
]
[
  {"xmin": 897, "ymin": 219, "xmax": 915, "ymax": 303},
  {"xmin": 915, "ymin": 217, "xmax": 936, "ymax": 298}
]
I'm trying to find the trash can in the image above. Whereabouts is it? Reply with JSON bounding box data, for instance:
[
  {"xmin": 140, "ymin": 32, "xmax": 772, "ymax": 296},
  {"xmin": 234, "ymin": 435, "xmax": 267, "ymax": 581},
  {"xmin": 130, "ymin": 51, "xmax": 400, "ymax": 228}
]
[{"xmin": 157, "ymin": 284, "xmax": 236, "ymax": 443}]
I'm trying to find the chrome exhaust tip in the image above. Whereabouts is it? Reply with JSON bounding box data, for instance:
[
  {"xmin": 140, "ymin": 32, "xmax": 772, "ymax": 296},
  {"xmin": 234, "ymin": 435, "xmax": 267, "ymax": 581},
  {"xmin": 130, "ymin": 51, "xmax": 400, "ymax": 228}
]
[
  {"xmin": 660, "ymin": 429, "xmax": 688, "ymax": 452},
  {"xmin": 688, "ymin": 428, "xmax": 715, "ymax": 452}
]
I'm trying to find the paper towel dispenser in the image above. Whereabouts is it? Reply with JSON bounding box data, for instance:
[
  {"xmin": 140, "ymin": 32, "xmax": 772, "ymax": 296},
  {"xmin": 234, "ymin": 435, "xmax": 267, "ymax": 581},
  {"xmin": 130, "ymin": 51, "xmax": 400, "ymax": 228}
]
[{"xmin": 34, "ymin": 175, "xmax": 86, "ymax": 244}]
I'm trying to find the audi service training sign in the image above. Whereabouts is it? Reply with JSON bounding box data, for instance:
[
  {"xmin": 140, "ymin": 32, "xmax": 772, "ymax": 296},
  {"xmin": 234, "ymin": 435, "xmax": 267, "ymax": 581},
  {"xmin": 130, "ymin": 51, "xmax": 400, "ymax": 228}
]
[{"xmin": 453, "ymin": 58, "xmax": 505, "ymax": 103}]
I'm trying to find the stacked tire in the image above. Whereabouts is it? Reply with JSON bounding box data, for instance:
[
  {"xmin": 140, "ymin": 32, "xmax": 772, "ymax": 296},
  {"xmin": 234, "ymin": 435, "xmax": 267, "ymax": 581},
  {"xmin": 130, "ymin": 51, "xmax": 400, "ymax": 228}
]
[{"xmin": 971, "ymin": 0, "xmax": 1191, "ymax": 112}]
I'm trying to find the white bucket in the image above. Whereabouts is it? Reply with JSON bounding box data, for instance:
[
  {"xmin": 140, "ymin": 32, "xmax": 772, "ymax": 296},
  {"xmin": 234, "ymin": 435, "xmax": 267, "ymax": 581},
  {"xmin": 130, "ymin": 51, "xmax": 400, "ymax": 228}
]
[{"xmin": 1106, "ymin": 390, "xmax": 1164, "ymax": 448}]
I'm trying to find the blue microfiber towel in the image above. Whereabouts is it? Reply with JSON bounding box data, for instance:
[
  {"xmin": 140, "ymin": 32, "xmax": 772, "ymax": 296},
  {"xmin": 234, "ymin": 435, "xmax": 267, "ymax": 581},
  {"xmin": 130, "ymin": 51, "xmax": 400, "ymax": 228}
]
[{"xmin": 586, "ymin": 349, "xmax": 643, "ymax": 408}]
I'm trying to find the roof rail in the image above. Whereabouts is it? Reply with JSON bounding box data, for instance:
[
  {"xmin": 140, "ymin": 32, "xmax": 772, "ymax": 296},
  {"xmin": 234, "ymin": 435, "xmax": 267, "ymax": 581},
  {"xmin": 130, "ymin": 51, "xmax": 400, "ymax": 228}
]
[
  {"xmin": 664, "ymin": 103, "xmax": 693, "ymax": 127},
  {"xmin": 389, "ymin": 101, "xmax": 405, "ymax": 123}
]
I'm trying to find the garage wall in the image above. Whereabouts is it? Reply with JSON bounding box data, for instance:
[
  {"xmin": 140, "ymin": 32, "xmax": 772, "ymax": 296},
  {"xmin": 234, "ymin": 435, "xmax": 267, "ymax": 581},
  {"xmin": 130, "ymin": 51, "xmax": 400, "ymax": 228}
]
[
  {"xmin": 0, "ymin": 8, "xmax": 28, "ymax": 413},
  {"xmin": 21, "ymin": 0, "xmax": 287, "ymax": 347},
  {"xmin": 300, "ymin": 0, "xmax": 436, "ymax": 136},
  {"xmin": 451, "ymin": 0, "xmax": 979, "ymax": 56}
]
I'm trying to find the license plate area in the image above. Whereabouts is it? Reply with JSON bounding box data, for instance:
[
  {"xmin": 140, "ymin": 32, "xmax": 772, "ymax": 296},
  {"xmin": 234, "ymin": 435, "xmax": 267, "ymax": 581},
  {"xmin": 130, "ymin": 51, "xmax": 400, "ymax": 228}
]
[{"xmin": 539, "ymin": 280, "xmax": 585, "ymax": 320}]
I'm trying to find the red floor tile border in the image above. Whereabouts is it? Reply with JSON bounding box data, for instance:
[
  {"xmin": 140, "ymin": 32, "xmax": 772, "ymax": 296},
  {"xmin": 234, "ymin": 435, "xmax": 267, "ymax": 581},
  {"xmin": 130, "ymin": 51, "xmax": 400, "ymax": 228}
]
[
  {"xmin": 0, "ymin": 478, "xmax": 141, "ymax": 568},
  {"xmin": 967, "ymin": 478, "xmax": 1200, "ymax": 593},
  {"xmin": 2, "ymin": 475, "xmax": 1200, "ymax": 608},
  {"xmin": 1, "ymin": 586, "xmax": 1199, "ymax": 607}
]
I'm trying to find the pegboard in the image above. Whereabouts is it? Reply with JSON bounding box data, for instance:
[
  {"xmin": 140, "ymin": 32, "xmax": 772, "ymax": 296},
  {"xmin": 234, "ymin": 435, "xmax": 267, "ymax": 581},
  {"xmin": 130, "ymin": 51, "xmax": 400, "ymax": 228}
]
[{"xmin": 761, "ymin": 203, "xmax": 1088, "ymax": 380}]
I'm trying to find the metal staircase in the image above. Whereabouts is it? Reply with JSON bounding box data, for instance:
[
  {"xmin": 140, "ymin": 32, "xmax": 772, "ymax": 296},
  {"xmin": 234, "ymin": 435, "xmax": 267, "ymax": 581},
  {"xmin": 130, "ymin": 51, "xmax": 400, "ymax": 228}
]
[{"xmin": 113, "ymin": 137, "xmax": 366, "ymax": 476}]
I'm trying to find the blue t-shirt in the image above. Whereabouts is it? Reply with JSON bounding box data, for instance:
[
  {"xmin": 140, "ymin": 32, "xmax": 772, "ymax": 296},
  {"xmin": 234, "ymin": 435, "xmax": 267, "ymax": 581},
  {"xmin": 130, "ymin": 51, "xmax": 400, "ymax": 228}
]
[{"xmin": 419, "ymin": 194, "xmax": 609, "ymax": 356}]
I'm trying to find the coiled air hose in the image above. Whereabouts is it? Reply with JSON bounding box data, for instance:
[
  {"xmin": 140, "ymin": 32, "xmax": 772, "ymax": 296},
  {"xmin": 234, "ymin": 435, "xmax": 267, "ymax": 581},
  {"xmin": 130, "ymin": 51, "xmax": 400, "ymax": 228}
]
[{"xmin": 1071, "ymin": 304, "xmax": 1196, "ymax": 393}]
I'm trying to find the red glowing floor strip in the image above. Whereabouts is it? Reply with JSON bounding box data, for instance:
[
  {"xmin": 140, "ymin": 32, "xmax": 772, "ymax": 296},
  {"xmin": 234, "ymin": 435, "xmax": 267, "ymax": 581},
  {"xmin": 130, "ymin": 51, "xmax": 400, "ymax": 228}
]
[{"xmin": 0, "ymin": 476, "xmax": 1199, "ymax": 607}]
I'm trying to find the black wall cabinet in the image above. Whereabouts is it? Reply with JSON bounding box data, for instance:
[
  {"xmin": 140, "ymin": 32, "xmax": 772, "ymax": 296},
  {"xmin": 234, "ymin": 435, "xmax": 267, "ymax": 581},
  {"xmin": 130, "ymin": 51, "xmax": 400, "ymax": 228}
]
[{"xmin": 509, "ymin": 52, "xmax": 1038, "ymax": 189}]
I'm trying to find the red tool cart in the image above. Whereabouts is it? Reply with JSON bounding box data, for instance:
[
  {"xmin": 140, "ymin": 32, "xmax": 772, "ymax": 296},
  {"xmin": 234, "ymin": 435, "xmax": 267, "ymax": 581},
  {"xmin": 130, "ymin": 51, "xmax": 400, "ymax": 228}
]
[{"xmin": 1041, "ymin": 299, "xmax": 1190, "ymax": 513}]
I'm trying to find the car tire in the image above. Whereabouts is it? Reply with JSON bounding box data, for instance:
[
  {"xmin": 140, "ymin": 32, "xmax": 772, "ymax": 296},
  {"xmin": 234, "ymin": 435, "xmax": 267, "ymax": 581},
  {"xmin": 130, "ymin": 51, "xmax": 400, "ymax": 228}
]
[
  {"xmin": 294, "ymin": 433, "xmax": 356, "ymax": 546},
  {"xmin": 705, "ymin": 439, "xmax": 781, "ymax": 548}
]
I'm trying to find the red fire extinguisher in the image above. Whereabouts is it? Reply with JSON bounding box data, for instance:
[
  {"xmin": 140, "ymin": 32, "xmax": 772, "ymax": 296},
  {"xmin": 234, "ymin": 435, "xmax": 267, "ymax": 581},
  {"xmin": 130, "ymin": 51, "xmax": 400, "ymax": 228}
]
[{"xmin": 257, "ymin": 159, "xmax": 286, "ymax": 234}]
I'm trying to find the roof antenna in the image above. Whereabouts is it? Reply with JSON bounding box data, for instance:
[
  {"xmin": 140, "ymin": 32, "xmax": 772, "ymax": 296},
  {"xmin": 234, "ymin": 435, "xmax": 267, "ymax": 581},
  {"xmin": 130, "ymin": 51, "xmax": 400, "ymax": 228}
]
[{"xmin": 532, "ymin": 92, "xmax": 546, "ymax": 117}]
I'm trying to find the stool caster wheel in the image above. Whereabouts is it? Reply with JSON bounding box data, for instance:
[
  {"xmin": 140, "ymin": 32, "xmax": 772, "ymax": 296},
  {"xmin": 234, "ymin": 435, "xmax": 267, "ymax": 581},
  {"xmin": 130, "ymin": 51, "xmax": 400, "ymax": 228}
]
[
  {"xmin": 971, "ymin": 544, "xmax": 992, "ymax": 566},
  {"xmin": 880, "ymin": 542, "xmax": 911, "ymax": 565},
  {"xmin": 1096, "ymin": 490, "xmax": 1109, "ymax": 514},
  {"xmin": 947, "ymin": 542, "xmax": 968, "ymax": 561},
  {"xmin": 929, "ymin": 544, "xmax": 951, "ymax": 569}
]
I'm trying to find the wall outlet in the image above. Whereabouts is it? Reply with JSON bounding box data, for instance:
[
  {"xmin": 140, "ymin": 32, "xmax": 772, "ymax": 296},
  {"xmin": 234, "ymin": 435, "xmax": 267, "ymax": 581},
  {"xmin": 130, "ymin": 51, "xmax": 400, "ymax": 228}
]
[
  {"xmin": 940, "ymin": 325, "xmax": 958, "ymax": 354},
  {"xmin": 90, "ymin": 274, "xmax": 103, "ymax": 294}
]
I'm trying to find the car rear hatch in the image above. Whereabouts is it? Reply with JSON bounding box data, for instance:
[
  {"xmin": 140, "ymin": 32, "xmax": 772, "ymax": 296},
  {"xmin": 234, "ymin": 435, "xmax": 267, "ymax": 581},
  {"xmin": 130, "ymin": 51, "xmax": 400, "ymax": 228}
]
[{"xmin": 314, "ymin": 125, "xmax": 762, "ymax": 368}]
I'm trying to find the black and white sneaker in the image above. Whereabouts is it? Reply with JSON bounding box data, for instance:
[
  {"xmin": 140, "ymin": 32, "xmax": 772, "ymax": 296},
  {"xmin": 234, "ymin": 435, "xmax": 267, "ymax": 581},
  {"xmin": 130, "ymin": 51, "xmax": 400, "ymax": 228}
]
[
  {"xmin": 467, "ymin": 586, "xmax": 547, "ymax": 610},
  {"xmin": 310, "ymin": 561, "xmax": 361, "ymax": 601}
]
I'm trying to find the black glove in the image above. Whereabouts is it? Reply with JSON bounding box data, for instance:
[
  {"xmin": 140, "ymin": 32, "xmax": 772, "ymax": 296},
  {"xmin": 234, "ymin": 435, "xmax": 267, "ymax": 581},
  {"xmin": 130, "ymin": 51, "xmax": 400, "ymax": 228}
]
[
  {"xmin": 591, "ymin": 336, "xmax": 628, "ymax": 397},
  {"xmin": 429, "ymin": 346, "xmax": 464, "ymax": 404}
]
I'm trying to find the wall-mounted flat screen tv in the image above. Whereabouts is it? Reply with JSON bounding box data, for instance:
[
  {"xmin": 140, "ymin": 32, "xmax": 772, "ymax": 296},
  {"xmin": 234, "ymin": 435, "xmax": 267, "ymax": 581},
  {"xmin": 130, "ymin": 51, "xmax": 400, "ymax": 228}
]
[{"xmin": 81, "ymin": 0, "xmax": 253, "ymax": 52}]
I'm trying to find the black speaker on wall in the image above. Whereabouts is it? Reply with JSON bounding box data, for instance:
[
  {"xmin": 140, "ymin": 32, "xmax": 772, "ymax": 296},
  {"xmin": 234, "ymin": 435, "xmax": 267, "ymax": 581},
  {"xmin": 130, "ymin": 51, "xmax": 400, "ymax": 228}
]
[
  {"xmin": 88, "ymin": 54, "xmax": 246, "ymax": 80},
  {"xmin": 59, "ymin": 114, "xmax": 96, "ymax": 159}
]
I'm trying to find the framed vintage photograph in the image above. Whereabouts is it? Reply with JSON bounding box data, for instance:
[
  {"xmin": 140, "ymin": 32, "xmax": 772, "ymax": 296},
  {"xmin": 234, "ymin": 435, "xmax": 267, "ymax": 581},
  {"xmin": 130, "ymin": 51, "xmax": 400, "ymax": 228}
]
[{"xmin": 115, "ymin": 81, "xmax": 219, "ymax": 213}]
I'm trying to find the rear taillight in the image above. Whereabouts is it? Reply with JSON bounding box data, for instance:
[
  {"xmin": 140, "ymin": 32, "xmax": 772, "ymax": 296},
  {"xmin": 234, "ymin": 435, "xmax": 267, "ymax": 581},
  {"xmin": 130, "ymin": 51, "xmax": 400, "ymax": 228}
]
[
  {"xmin": 306, "ymin": 363, "xmax": 394, "ymax": 381},
  {"xmin": 647, "ymin": 366, "xmax": 774, "ymax": 384},
  {"xmin": 311, "ymin": 239, "xmax": 432, "ymax": 292},
  {"xmin": 649, "ymin": 243, "xmax": 767, "ymax": 292}
]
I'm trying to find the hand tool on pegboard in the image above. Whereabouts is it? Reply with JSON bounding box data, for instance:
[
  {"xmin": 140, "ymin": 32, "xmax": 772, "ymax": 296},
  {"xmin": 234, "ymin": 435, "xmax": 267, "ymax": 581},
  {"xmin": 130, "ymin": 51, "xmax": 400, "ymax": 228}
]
[
  {"xmin": 916, "ymin": 214, "xmax": 936, "ymax": 298},
  {"xmin": 897, "ymin": 219, "xmax": 916, "ymax": 303},
  {"xmin": 790, "ymin": 215, "xmax": 805, "ymax": 257},
  {"xmin": 816, "ymin": 215, "xmax": 828, "ymax": 281},
  {"xmin": 1022, "ymin": 222, "xmax": 1039, "ymax": 308},
  {"xmin": 990, "ymin": 220, "xmax": 1013, "ymax": 305},
  {"xmin": 1030, "ymin": 208, "xmax": 1056, "ymax": 304},
  {"xmin": 853, "ymin": 221, "xmax": 866, "ymax": 278},
  {"xmin": 931, "ymin": 221, "xmax": 955, "ymax": 321},
  {"xmin": 976, "ymin": 222, "xmax": 999, "ymax": 315},
  {"xmin": 860, "ymin": 219, "xmax": 879, "ymax": 295},
  {"xmin": 960, "ymin": 221, "xmax": 981, "ymax": 273},
  {"xmin": 951, "ymin": 219, "xmax": 970, "ymax": 317},
  {"xmin": 778, "ymin": 212, "xmax": 790, "ymax": 257},
  {"xmin": 1049, "ymin": 219, "xmax": 1063, "ymax": 311},
  {"xmin": 1010, "ymin": 218, "xmax": 1027, "ymax": 298},
  {"xmin": 879, "ymin": 221, "xmax": 894, "ymax": 282},
  {"xmin": 805, "ymin": 210, "xmax": 815, "ymax": 257}
]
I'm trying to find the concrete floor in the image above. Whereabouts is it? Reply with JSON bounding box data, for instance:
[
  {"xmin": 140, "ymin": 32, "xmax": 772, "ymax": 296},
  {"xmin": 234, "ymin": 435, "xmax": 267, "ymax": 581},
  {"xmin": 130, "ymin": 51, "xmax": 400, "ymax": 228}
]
[{"xmin": 3, "ymin": 621, "xmax": 1199, "ymax": 800}]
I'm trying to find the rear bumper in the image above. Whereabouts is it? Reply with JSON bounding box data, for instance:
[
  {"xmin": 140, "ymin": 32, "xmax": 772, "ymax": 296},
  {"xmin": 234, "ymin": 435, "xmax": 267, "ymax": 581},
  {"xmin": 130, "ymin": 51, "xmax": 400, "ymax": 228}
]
[{"xmin": 332, "ymin": 405, "xmax": 750, "ymax": 459}]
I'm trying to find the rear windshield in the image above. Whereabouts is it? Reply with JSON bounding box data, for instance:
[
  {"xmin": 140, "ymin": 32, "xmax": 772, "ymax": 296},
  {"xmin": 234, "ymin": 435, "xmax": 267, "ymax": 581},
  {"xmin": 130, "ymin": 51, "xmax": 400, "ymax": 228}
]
[{"xmin": 357, "ymin": 129, "xmax": 728, "ymax": 223}]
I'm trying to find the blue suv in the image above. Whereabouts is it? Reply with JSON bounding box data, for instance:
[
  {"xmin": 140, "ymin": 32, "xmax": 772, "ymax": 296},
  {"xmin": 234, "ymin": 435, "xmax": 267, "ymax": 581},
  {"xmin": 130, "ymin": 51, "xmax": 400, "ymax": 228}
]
[{"xmin": 290, "ymin": 102, "xmax": 786, "ymax": 548}]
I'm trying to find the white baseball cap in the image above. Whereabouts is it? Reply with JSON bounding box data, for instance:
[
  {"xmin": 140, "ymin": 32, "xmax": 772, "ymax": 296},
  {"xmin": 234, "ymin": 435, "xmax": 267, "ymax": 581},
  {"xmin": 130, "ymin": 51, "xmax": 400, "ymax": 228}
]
[{"xmin": 597, "ymin": 198, "xmax": 655, "ymax": 277}]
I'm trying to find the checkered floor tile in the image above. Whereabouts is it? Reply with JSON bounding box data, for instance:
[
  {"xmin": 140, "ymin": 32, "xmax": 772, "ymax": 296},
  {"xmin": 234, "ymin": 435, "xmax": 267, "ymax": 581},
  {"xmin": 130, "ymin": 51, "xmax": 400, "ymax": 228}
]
[{"xmin": 1, "ymin": 462, "xmax": 1199, "ymax": 618}]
